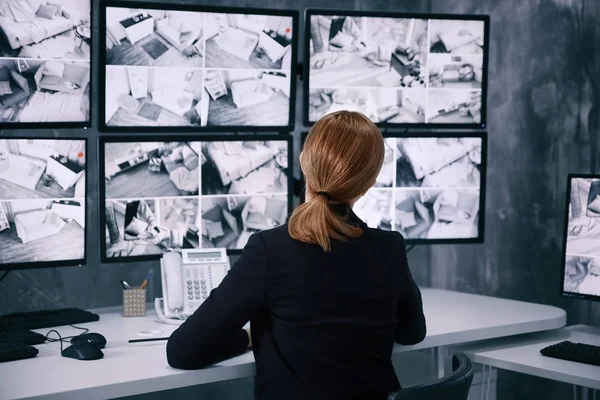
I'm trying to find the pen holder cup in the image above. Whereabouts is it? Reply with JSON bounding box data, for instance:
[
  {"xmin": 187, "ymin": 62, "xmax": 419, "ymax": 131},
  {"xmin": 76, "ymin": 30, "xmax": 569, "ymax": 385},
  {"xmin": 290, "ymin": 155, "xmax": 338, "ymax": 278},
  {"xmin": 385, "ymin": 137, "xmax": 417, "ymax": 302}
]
[{"xmin": 123, "ymin": 288, "xmax": 146, "ymax": 317}]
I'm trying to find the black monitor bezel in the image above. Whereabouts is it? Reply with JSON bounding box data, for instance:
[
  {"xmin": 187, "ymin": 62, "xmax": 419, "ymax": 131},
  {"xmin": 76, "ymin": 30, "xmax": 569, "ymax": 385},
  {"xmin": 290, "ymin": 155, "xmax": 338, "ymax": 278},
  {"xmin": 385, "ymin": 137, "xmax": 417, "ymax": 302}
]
[
  {"xmin": 560, "ymin": 173, "xmax": 600, "ymax": 302},
  {"xmin": 302, "ymin": 8, "xmax": 490, "ymax": 130},
  {"xmin": 0, "ymin": 136, "xmax": 88, "ymax": 271},
  {"xmin": 98, "ymin": 134, "xmax": 295, "ymax": 263},
  {"xmin": 98, "ymin": 0, "xmax": 299, "ymax": 133},
  {"xmin": 299, "ymin": 130, "xmax": 487, "ymax": 245},
  {"xmin": 0, "ymin": 3, "xmax": 93, "ymax": 130}
]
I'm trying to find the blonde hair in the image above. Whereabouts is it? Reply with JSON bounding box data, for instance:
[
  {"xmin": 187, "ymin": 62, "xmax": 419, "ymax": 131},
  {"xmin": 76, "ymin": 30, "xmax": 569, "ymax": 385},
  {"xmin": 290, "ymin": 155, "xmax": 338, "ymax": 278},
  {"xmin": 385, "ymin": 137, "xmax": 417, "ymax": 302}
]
[{"xmin": 288, "ymin": 111, "xmax": 384, "ymax": 252}]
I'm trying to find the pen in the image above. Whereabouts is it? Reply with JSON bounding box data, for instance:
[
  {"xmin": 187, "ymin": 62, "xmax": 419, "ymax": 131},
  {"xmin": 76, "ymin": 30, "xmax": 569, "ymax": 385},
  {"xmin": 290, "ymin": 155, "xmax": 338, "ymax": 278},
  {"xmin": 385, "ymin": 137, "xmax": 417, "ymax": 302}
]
[
  {"xmin": 120, "ymin": 280, "xmax": 130, "ymax": 290},
  {"xmin": 140, "ymin": 268, "xmax": 153, "ymax": 289},
  {"xmin": 128, "ymin": 337, "xmax": 169, "ymax": 343}
]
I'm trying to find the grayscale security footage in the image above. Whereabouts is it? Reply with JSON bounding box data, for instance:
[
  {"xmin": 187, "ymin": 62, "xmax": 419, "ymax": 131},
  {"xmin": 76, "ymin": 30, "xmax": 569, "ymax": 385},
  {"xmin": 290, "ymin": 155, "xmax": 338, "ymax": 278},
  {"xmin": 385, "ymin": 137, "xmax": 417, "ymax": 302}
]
[
  {"xmin": 103, "ymin": 140, "xmax": 289, "ymax": 258},
  {"xmin": 0, "ymin": 139, "xmax": 86, "ymax": 264},
  {"xmin": 307, "ymin": 15, "xmax": 485, "ymax": 125},
  {"xmin": 353, "ymin": 136, "xmax": 483, "ymax": 240},
  {"xmin": 563, "ymin": 177, "xmax": 600, "ymax": 298},
  {"xmin": 104, "ymin": 7, "xmax": 293, "ymax": 128},
  {"xmin": 0, "ymin": 0, "xmax": 91, "ymax": 124}
]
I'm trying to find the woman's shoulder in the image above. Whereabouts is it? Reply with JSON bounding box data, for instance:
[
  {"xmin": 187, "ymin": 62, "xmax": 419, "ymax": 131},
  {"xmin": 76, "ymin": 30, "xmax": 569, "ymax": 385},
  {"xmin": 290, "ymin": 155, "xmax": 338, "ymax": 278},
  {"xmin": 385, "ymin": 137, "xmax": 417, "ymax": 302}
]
[
  {"xmin": 362, "ymin": 225, "xmax": 406, "ymax": 244},
  {"xmin": 250, "ymin": 224, "xmax": 406, "ymax": 255},
  {"xmin": 250, "ymin": 224, "xmax": 291, "ymax": 243}
]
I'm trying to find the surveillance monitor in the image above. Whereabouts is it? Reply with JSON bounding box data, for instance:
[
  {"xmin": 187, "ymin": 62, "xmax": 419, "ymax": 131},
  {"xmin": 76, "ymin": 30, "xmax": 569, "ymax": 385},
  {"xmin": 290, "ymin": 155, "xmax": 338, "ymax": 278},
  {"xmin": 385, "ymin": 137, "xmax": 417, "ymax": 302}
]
[
  {"xmin": 304, "ymin": 9, "xmax": 489, "ymax": 129},
  {"xmin": 0, "ymin": 138, "xmax": 87, "ymax": 269},
  {"xmin": 300, "ymin": 131, "xmax": 487, "ymax": 244},
  {"xmin": 561, "ymin": 175, "xmax": 600, "ymax": 301},
  {"xmin": 0, "ymin": 0, "xmax": 92, "ymax": 128},
  {"xmin": 100, "ymin": 135, "xmax": 293, "ymax": 262},
  {"xmin": 100, "ymin": 1, "xmax": 298, "ymax": 132}
]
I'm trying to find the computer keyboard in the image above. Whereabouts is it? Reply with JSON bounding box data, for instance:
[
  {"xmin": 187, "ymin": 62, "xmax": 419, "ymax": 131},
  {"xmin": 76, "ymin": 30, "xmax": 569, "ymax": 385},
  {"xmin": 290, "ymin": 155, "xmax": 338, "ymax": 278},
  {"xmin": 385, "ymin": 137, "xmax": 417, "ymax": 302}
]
[
  {"xmin": 540, "ymin": 340, "xmax": 600, "ymax": 367},
  {"xmin": 0, "ymin": 329, "xmax": 46, "ymax": 345},
  {"xmin": 0, "ymin": 342, "xmax": 39, "ymax": 363},
  {"xmin": 0, "ymin": 308, "xmax": 99, "ymax": 330}
]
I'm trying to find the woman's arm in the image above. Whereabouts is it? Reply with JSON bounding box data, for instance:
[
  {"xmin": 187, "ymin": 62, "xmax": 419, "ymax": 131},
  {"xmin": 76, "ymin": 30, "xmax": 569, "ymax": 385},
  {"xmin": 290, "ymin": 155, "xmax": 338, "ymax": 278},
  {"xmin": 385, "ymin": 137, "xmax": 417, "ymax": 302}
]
[
  {"xmin": 394, "ymin": 235, "xmax": 427, "ymax": 345},
  {"xmin": 166, "ymin": 233, "xmax": 267, "ymax": 369}
]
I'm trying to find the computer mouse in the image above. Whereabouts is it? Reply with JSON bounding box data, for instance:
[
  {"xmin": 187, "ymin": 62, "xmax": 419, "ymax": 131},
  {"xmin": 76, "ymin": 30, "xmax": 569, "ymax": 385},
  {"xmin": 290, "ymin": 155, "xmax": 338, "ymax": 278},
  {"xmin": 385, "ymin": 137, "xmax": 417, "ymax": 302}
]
[
  {"xmin": 71, "ymin": 333, "xmax": 107, "ymax": 349},
  {"xmin": 61, "ymin": 343, "xmax": 104, "ymax": 361}
]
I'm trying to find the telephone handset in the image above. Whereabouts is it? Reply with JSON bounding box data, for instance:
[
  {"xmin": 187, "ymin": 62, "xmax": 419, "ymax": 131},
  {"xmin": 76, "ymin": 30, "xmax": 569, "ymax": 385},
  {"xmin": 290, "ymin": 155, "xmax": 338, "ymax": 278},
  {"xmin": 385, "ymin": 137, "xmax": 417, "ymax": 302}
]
[{"xmin": 155, "ymin": 248, "xmax": 231, "ymax": 325}]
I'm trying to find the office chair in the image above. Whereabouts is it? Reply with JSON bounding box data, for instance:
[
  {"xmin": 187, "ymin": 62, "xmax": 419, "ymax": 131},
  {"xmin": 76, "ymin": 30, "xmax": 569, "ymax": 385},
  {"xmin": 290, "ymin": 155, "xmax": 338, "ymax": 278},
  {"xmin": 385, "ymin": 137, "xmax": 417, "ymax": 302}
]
[{"xmin": 388, "ymin": 353, "xmax": 474, "ymax": 400}]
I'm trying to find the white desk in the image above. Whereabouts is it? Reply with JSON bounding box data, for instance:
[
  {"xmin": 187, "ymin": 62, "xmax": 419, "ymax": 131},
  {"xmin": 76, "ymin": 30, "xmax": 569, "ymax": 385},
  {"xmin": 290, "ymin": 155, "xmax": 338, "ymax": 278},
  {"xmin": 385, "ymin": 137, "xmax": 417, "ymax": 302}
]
[
  {"xmin": 458, "ymin": 325, "xmax": 600, "ymax": 400},
  {"xmin": 0, "ymin": 288, "xmax": 566, "ymax": 400}
]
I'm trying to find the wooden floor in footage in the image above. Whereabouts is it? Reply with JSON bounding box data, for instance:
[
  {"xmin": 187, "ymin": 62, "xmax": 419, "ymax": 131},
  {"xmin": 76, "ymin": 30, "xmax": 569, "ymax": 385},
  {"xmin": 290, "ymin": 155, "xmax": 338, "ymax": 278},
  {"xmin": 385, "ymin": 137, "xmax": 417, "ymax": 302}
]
[
  {"xmin": 0, "ymin": 177, "xmax": 75, "ymax": 200},
  {"xmin": 204, "ymin": 39, "xmax": 283, "ymax": 70},
  {"xmin": 0, "ymin": 222, "xmax": 84, "ymax": 264},
  {"xmin": 207, "ymin": 91, "xmax": 289, "ymax": 127},
  {"xmin": 108, "ymin": 90, "xmax": 289, "ymax": 128},
  {"xmin": 107, "ymin": 96, "xmax": 196, "ymax": 127},
  {"xmin": 105, "ymin": 162, "xmax": 188, "ymax": 199},
  {"xmin": 105, "ymin": 35, "xmax": 203, "ymax": 68}
]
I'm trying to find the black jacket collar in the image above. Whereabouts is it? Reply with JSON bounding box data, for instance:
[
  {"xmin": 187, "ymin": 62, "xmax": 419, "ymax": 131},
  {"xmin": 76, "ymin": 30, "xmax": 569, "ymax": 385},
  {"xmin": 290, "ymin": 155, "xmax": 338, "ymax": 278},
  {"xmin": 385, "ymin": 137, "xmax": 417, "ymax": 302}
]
[{"xmin": 331, "ymin": 203, "xmax": 366, "ymax": 229}]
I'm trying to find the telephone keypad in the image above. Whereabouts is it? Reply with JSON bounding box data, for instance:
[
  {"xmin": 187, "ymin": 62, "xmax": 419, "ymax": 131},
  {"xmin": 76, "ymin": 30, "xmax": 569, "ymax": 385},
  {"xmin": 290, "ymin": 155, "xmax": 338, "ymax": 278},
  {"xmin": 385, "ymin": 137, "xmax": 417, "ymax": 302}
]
[{"xmin": 179, "ymin": 263, "xmax": 231, "ymax": 314}]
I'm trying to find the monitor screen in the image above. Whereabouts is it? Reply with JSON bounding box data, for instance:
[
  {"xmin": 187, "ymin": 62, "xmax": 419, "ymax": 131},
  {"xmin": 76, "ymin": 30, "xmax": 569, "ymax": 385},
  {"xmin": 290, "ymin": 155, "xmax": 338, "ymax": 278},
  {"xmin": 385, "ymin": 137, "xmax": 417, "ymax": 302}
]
[
  {"xmin": 562, "ymin": 175, "xmax": 600, "ymax": 301},
  {"xmin": 0, "ymin": 138, "xmax": 87, "ymax": 269},
  {"xmin": 100, "ymin": 2, "xmax": 298, "ymax": 132},
  {"xmin": 0, "ymin": 0, "xmax": 92, "ymax": 128},
  {"xmin": 300, "ymin": 132, "xmax": 486, "ymax": 243},
  {"xmin": 100, "ymin": 136, "xmax": 293, "ymax": 262},
  {"xmin": 304, "ymin": 10, "xmax": 489, "ymax": 129}
]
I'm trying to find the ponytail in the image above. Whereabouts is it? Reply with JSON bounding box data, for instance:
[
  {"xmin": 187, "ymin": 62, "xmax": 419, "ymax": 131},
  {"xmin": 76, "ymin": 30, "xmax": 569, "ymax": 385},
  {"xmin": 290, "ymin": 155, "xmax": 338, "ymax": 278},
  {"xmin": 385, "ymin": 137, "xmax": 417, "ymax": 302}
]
[
  {"xmin": 289, "ymin": 110, "xmax": 384, "ymax": 252},
  {"xmin": 288, "ymin": 194, "xmax": 363, "ymax": 252}
]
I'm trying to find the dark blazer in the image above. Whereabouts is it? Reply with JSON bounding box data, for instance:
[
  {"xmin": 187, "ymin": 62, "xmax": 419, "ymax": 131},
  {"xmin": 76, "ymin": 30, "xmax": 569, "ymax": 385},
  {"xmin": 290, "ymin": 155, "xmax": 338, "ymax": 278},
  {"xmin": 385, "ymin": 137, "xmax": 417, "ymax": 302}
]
[{"xmin": 166, "ymin": 208, "xmax": 427, "ymax": 400}]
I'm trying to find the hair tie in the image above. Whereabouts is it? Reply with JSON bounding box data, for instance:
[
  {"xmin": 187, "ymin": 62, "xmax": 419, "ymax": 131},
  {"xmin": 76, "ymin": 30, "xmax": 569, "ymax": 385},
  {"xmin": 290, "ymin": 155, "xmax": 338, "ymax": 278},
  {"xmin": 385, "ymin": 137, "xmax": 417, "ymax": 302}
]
[{"xmin": 316, "ymin": 191, "xmax": 332, "ymax": 200}]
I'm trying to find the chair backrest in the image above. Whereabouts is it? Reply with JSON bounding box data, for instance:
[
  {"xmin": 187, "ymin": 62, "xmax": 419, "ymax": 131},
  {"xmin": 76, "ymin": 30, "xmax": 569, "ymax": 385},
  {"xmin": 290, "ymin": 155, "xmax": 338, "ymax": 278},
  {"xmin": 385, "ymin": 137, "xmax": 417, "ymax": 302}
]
[{"xmin": 387, "ymin": 353, "xmax": 474, "ymax": 400}]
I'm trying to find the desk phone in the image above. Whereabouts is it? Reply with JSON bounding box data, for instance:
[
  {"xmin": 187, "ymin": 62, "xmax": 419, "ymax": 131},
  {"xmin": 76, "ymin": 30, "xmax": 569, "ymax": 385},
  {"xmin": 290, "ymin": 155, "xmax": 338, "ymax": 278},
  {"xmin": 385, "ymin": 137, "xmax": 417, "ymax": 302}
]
[{"xmin": 155, "ymin": 249, "xmax": 231, "ymax": 325}]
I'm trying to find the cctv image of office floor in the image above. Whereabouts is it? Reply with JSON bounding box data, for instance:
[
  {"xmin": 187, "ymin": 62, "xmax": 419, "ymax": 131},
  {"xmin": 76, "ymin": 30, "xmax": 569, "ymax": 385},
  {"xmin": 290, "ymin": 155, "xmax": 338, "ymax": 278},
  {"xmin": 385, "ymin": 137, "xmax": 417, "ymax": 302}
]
[
  {"xmin": 353, "ymin": 189, "xmax": 394, "ymax": 231},
  {"xmin": 563, "ymin": 255, "xmax": 600, "ymax": 298},
  {"xmin": 104, "ymin": 141, "xmax": 200, "ymax": 199},
  {"xmin": 565, "ymin": 177, "xmax": 600, "ymax": 258},
  {"xmin": 372, "ymin": 139, "xmax": 396, "ymax": 188},
  {"xmin": 0, "ymin": 139, "xmax": 86, "ymax": 200},
  {"xmin": 0, "ymin": 0, "xmax": 91, "ymax": 124},
  {"xmin": 0, "ymin": 0, "xmax": 91, "ymax": 60},
  {"xmin": 0, "ymin": 58, "xmax": 91, "ymax": 124},
  {"xmin": 308, "ymin": 87, "xmax": 426, "ymax": 124},
  {"xmin": 394, "ymin": 188, "xmax": 480, "ymax": 240},
  {"xmin": 204, "ymin": 13, "xmax": 293, "ymax": 70},
  {"xmin": 201, "ymin": 140, "xmax": 288, "ymax": 196},
  {"xmin": 429, "ymin": 19, "xmax": 485, "ymax": 55},
  {"xmin": 308, "ymin": 16, "xmax": 428, "ymax": 88},
  {"xmin": 428, "ymin": 54, "xmax": 483, "ymax": 89},
  {"xmin": 203, "ymin": 69, "xmax": 291, "ymax": 127},
  {"xmin": 395, "ymin": 137, "xmax": 482, "ymax": 188},
  {"xmin": 426, "ymin": 89, "xmax": 482, "ymax": 124},
  {"xmin": 0, "ymin": 199, "xmax": 85, "ymax": 264},
  {"xmin": 104, "ymin": 197, "xmax": 201, "ymax": 258},
  {"xmin": 306, "ymin": 17, "xmax": 486, "ymax": 126},
  {"xmin": 105, "ymin": 66, "xmax": 205, "ymax": 128},
  {"xmin": 105, "ymin": 7, "xmax": 204, "ymax": 68},
  {"xmin": 201, "ymin": 194, "xmax": 288, "ymax": 250},
  {"xmin": 353, "ymin": 135, "xmax": 482, "ymax": 240},
  {"xmin": 105, "ymin": 66, "xmax": 291, "ymax": 128},
  {"xmin": 102, "ymin": 139, "xmax": 290, "ymax": 257}
]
